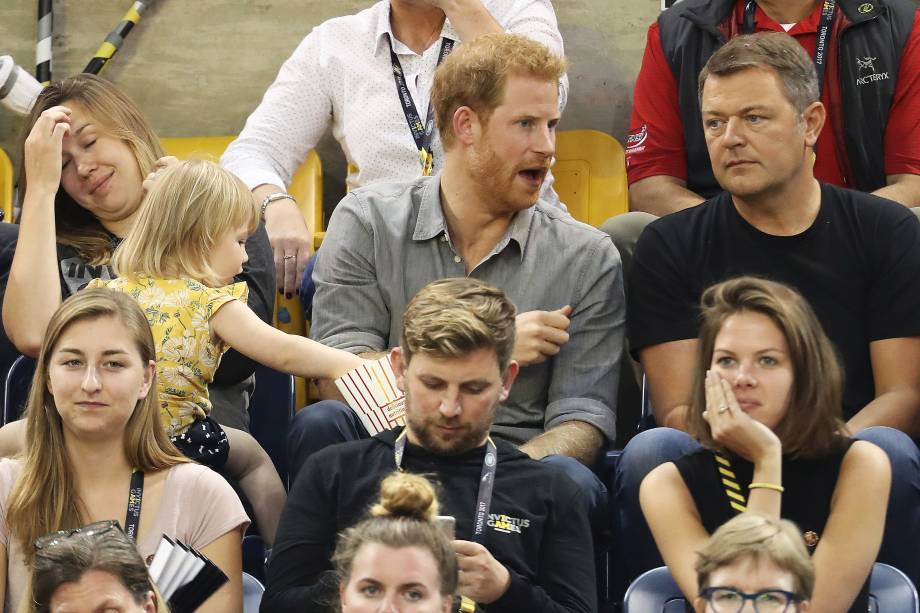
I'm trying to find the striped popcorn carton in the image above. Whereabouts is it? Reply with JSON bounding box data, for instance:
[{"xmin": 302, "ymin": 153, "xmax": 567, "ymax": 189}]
[{"xmin": 335, "ymin": 356, "xmax": 406, "ymax": 435}]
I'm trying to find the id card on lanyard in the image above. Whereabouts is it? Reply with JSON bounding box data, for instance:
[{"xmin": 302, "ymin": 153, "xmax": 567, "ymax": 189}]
[
  {"xmin": 393, "ymin": 430, "xmax": 497, "ymax": 612},
  {"xmin": 387, "ymin": 35, "xmax": 456, "ymax": 176}
]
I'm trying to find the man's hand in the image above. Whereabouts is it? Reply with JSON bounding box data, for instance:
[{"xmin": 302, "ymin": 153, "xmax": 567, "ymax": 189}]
[
  {"xmin": 513, "ymin": 306, "xmax": 572, "ymax": 367},
  {"xmin": 453, "ymin": 540, "xmax": 511, "ymax": 604},
  {"xmin": 263, "ymin": 198, "xmax": 311, "ymax": 297}
]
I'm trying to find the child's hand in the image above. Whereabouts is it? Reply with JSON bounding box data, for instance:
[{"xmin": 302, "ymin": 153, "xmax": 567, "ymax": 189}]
[
  {"xmin": 142, "ymin": 156, "xmax": 179, "ymax": 194},
  {"xmin": 24, "ymin": 105, "xmax": 71, "ymax": 194}
]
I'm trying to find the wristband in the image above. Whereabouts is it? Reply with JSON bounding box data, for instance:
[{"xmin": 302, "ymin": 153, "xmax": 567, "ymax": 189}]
[
  {"xmin": 748, "ymin": 482, "xmax": 784, "ymax": 493},
  {"xmin": 260, "ymin": 192, "xmax": 296, "ymax": 220}
]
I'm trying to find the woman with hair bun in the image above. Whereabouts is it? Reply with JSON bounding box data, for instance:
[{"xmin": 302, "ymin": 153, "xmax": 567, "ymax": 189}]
[{"xmin": 333, "ymin": 472, "xmax": 457, "ymax": 613}]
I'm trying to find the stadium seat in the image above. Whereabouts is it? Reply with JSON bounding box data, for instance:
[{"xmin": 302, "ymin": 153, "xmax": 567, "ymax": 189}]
[
  {"xmin": 553, "ymin": 130, "xmax": 629, "ymax": 227},
  {"xmin": 160, "ymin": 136, "xmax": 321, "ymax": 408},
  {"xmin": 0, "ymin": 147, "xmax": 13, "ymax": 223},
  {"xmin": 870, "ymin": 563, "xmax": 919, "ymax": 613},
  {"xmin": 242, "ymin": 571, "xmax": 265, "ymax": 613},
  {"xmin": 623, "ymin": 564, "xmax": 920, "ymax": 612},
  {"xmin": 3, "ymin": 355, "xmax": 35, "ymax": 426}
]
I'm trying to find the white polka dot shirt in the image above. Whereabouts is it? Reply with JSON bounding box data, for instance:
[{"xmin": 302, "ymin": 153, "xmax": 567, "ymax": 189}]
[{"xmin": 220, "ymin": 0, "xmax": 567, "ymax": 195}]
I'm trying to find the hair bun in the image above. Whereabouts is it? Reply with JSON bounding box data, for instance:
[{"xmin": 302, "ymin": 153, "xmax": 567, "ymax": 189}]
[{"xmin": 370, "ymin": 472, "xmax": 439, "ymax": 521}]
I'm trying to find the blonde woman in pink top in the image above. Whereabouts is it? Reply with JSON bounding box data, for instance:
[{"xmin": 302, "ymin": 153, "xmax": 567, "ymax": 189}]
[{"xmin": 0, "ymin": 288, "xmax": 248, "ymax": 613}]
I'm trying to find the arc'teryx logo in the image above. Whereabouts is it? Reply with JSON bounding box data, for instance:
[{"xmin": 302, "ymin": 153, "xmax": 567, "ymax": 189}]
[
  {"xmin": 856, "ymin": 56, "xmax": 889, "ymax": 86},
  {"xmin": 856, "ymin": 56, "xmax": 877, "ymax": 73}
]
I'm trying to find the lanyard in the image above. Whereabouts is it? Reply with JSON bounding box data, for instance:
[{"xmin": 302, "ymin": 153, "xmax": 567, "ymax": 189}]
[
  {"xmin": 125, "ymin": 470, "xmax": 144, "ymax": 542},
  {"xmin": 387, "ymin": 35, "xmax": 455, "ymax": 176},
  {"xmin": 742, "ymin": 0, "xmax": 836, "ymax": 99},
  {"xmin": 393, "ymin": 430, "xmax": 497, "ymax": 544}
]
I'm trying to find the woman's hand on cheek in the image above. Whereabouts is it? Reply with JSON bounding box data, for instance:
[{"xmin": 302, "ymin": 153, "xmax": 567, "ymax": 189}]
[
  {"xmin": 24, "ymin": 106, "xmax": 71, "ymax": 195},
  {"xmin": 703, "ymin": 371, "xmax": 781, "ymax": 465},
  {"xmin": 142, "ymin": 156, "xmax": 179, "ymax": 194}
]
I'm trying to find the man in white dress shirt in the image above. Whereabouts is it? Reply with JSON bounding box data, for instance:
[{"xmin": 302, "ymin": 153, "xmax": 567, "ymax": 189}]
[{"xmin": 221, "ymin": 0, "xmax": 566, "ymax": 297}]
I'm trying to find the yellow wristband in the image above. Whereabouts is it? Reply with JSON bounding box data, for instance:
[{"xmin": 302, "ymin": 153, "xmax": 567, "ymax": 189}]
[
  {"xmin": 749, "ymin": 482, "xmax": 784, "ymax": 493},
  {"xmin": 459, "ymin": 596, "xmax": 477, "ymax": 612}
]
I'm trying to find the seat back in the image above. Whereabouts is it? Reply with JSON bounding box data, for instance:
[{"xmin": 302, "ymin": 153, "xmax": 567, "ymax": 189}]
[
  {"xmin": 622, "ymin": 566, "xmax": 687, "ymax": 612},
  {"xmin": 250, "ymin": 364, "xmax": 295, "ymax": 487},
  {"xmin": 870, "ymin": 562, "xmax": 919, "ymax": 612},
  {"xmin": 553, "ymin": 130, "xmax": 628, "ymax": 227},
  {"xmin": 242, "ymin": 571, "xmax": 265, "ymax": 613},
  {"xmin": 3, "ymin": 355, "xmax": 35, "ymax": 425},
  {"xmin": 0, "ymin": 148, "xmax": 13, "ymax": 223},
  {"xmin": 159, "ymin": 136, "xmax": 321, "ymax": 408}
]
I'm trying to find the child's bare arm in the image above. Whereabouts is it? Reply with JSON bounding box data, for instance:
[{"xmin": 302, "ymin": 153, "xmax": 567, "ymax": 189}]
[{"xmin": 209, "ymin": 300, "xmax": 364, "ymax": 380}]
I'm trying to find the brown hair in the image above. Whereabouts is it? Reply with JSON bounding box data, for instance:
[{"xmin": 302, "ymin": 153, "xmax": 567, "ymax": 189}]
[
  {"xmin": 696, "ymin": 513, "xmax": 814, "ymax": 600},
  {"xmin": 698, "ymin": 32, "xmax": 819, "ymax": 115},
  {"xmin": 431, "ymin": 32, "xmax": 567, "ymax": 149},
  {"xmin": 28, "ymin": 527, "xmax": 168, "ymax": 613},
  {"xmin": 686, "ymin": 276, "xmax": 847, "ymax": 457},
  {"xmin": 111, "ymin": 159, "xmax": 258, "ymax": 287},
  {"xmin": 18, "ymin": 74, "xmax": 164, "ymax": 263},
  {"xmin": 401, "ymin": 278, "xmax": 517, "ymax": 373},
  {"xmin": 6, "ymin": 288, "xmax": 188, "ymax": 563},
  {"xmin": 333, "ymin": 472, "xmax": 458, "ymax": 603}
]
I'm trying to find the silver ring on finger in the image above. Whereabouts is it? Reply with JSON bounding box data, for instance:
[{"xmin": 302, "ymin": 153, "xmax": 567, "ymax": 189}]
[
  {"xmin": 718, "ymin": 405, "xmax": 729, "ymax": 414},
  {"xmin": 283, "ymin": 254, "xmax": 296, "ymax": 261}
]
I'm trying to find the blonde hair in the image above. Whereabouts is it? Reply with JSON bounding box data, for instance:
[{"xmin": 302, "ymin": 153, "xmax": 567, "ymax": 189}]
[
  {"xmin": 27, "ymin": 527, "xmax": 169, "ymax": 613},
  {"xmin": 431, "ymin": 33, "xmax": 567, "ymax": 150},
  {"xmin": 19, "ymin": 74, "xmax": 164, "ymax": 264},
  {"xmin": 686, "ymin": 276, "xmax": 847, "ymax": 457},
  {"xmin": 401, "ymin": 278, "xmax": 517, "ymax": 372},
  {"xmin": 333, "ymin": 472, "xmax": 458, "ymax": 603},
  {"xmin": 112, "ymin": 159, "xmax": 259, "ymax": 287},
  {"xmin": 6, "ymin": 289, "xmax": 188, "ymax": 564},
  {"xmin": 696, "ymin": 513, "xmax": 815, "ymax": 599}
]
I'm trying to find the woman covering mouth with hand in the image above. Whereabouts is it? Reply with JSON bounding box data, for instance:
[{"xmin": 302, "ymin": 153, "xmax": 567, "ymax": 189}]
[{"xmin": 640, "ymin": 276, "xmax": 890, "ymax": 613}]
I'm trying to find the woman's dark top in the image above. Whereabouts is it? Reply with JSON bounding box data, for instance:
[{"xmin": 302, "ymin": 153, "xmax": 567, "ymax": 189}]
[{"xmin": 673, "ymin": 437, "xmax": 870, "ymax": 613}]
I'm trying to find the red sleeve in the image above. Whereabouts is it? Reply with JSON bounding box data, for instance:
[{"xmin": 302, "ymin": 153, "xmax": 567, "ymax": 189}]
[
  {"xmin": 883, "ymin": 10, "xmax": 920, "ymax": 176},
  {"xmin": 626, "ymin": 23, "xmax": 689, "ymax": 185}
]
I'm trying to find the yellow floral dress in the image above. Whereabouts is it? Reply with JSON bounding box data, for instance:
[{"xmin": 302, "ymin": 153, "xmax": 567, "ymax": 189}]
[{"xmin": 87, "ymin": 275, "xmax": 248, "ymax": 438}]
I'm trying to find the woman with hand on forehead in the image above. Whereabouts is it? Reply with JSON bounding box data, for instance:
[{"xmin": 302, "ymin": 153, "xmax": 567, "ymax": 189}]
[
  {"xmin": 640, "ymin": 276, "xmax": 890, "ymax": 613},
  {"xmin": 4, "ymin": 74, "xmax": 274, "ymax": 432}
]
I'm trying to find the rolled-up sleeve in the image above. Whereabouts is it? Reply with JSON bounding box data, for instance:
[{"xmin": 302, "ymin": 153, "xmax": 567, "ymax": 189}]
[
  {"xmin": 544, "ymin": 235, "xmax": 624, "ymax": 442},
  {"xmin": 310, "ymin": 194, "xmax": 389, "ymax": 354}
]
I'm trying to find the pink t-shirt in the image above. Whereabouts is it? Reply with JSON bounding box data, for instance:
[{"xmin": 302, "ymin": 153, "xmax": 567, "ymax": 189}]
[{"xmin": 0, "ymin": 459, "xmax": 249, "ymax": 611}]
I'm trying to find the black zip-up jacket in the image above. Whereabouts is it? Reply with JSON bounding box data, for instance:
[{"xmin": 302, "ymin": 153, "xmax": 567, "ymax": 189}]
[
  {"xmin": 658, "ymin": 0, "xmax": 915, "ymax": 198},
  {"xmin": 261, "ymin": 427, "xmax": 596, "ymax": 613}
]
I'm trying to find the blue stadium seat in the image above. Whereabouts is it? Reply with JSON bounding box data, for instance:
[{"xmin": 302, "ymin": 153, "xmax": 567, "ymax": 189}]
[
  {"xmin": 869, "ymin": 563, "xmax": 919, "ymax": 613},
  {"xmin": 3, "ymin": 355, "xmax": 35, "ymax": 426},
  {"xmin": 249, "ymin": 364, "xmax": 295, "ymax": 487},
  {"xmin": 623, "ymin": 564, "xmax": 920, "ymax": 612},
  {"xmin": 242, "ymin": 571, "xmax": 265, "ymax": 613}
]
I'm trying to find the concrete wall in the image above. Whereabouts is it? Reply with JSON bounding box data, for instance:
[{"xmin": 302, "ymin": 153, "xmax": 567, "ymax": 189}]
[{"xmin": 0, "ymin": 0, "xmax": 656, "ymax": 207}]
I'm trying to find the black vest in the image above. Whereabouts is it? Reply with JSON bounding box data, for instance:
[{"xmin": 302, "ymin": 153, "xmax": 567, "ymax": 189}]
[{"xmin": 658, "ymin": 0, "xmax": 915, "ymax": 198}]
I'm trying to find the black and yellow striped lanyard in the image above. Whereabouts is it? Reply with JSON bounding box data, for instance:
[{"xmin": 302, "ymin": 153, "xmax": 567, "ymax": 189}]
[{"xmin": 714, "ymin": 453, "xmax": 748, "ymax": 513}]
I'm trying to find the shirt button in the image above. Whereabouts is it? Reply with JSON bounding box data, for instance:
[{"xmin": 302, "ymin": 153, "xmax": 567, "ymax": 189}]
[
  {"xmin": 441, "ymin": 235, "xmax": 448, "ymax": 242},
  {"xmin": 454, "ymin": 255, "xmax": 462, "ymax": 263}
]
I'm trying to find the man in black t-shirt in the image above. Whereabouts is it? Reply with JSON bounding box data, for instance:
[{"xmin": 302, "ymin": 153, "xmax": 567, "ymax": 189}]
[{"xmin": 615, "ymin": 33, "xmax": 920, "ymax": 597}]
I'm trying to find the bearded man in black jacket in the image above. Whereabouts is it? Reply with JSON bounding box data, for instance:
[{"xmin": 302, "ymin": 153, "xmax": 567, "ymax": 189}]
[{"xmin": 262, "ymin": 278, "xmax": 596, "ymax": 613}]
